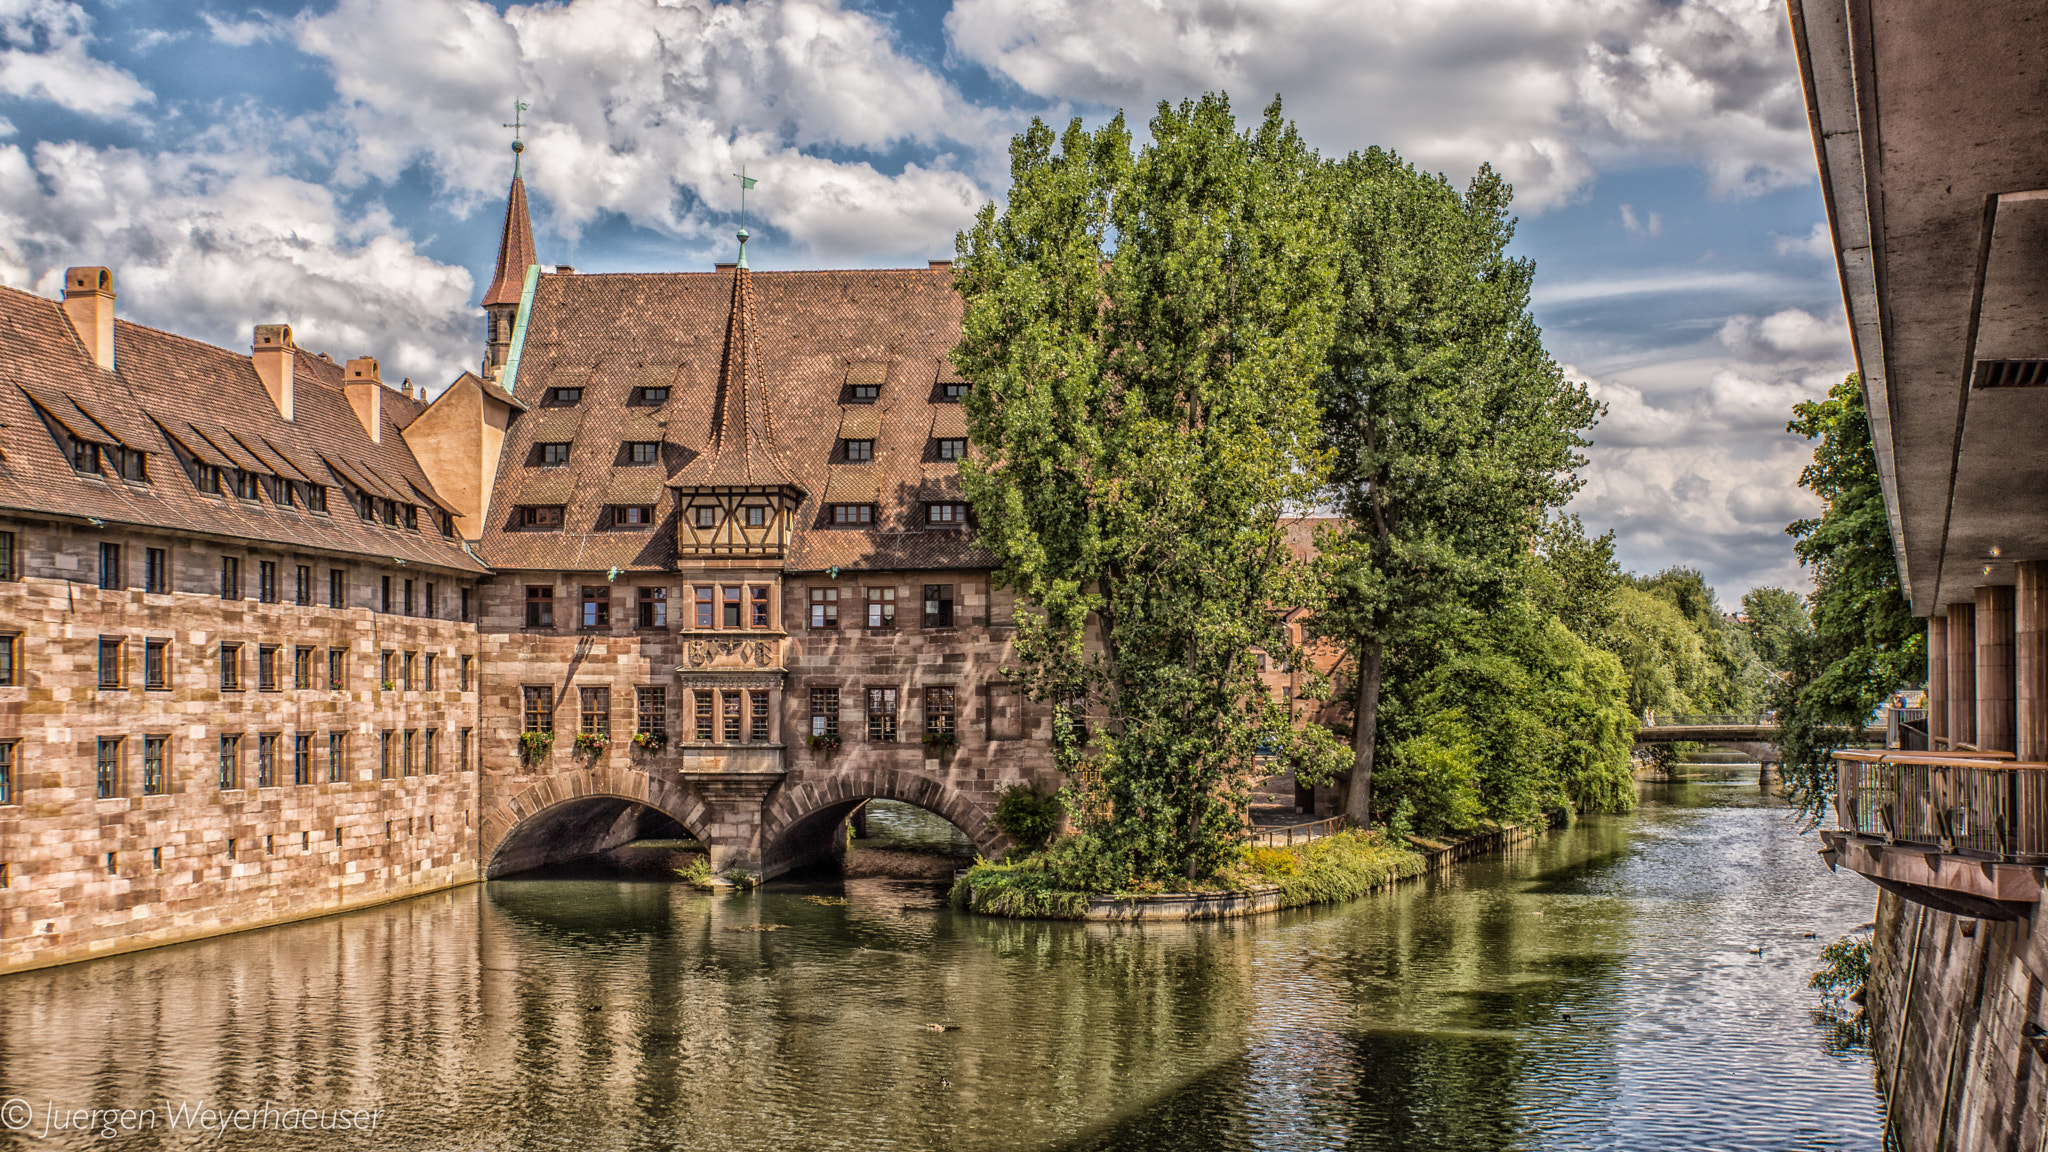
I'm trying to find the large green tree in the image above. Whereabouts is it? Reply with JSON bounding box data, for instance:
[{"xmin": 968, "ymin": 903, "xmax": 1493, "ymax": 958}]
[
  {"xmin": 1313, "ymin": 148, "xmax": 1601, "ymax": 826},
  {"xmin": 1776, "ymin": 374, "xmax": 1924, "ymax": 820},
  {"xmin": 951, "ymin": 96, "xmax": 1350, "ymax": 882}
]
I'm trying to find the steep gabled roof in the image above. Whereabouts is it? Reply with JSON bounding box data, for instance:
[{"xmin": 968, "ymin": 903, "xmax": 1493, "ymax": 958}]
[
  {"xmin": 483, "ymin": 175, "xmax": 537, "ymax": 309},
  {"xmin": 668, "ymin": 267, "xmax": 799, "ymax": 491}
]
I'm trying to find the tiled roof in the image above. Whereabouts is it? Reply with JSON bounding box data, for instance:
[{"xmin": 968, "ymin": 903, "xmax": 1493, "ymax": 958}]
[
  {"xmin": 480, "ymin": 266, "xmax": 996, "ymax": 574},
  {"xmin": 667, "ymin": 268, "xmax": 800, "ymax": 490},
  {"xmin": 0, "ymin": 283, "xmax": 486, "ymax": 574},
  {"xmin": 483, "ymin": 175, "xmax": 537, "ymax": 309}
]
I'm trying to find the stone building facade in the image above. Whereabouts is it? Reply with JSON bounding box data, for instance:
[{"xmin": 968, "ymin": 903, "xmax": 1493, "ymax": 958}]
[{"xmin": 0, "ymin": 173, "xmax": 1057, "ymax": 975}]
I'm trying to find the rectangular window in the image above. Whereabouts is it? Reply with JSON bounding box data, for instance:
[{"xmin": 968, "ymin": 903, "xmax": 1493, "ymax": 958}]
[
  {"xmin": 425, "ymin": 583, "xmax": 436, "ymax": 618},
  {"xmin": 744, "ymin": 504, "xmax": 767, "ymax": 526},
  {"xmin": 330, "ymin": 568, "xmax": 345, "ymax": 609},
  {"xmin": 523, "ymin": 686, "xmax": 553, "ymax": 733},
  {"xmin": 96, "ymin": 737, "xmax": 122, "ymax": 798},
  {"xmin": 943, "ymin": 381, "xmax": 969, "ymax": 401},
  {"xmin": 257, "ymin": 733, "xmax": 277, "ymax": 788},
  {"xmin": 927, "ymin": 503, "xmax": 969, "ymax": 527},
  {"xmin": 328, "ymin": 647, "xmax": 346, "ymax": 691},
  {"xmin": 380, "ymin": 731, "xmax": 393, "ymax": 779},
  {"xmin": 723, "ymin": 586, "xmax": 742, "ymax": 628},
  {"xmin": 811, "ymin": 687, "xmax": 839, "ymax": 738},
  {"xmin": 638, "ymin": 587, "xmax": 668, "ymax": 628},
  {"xmin": 401, "ymin": 651, "xmax": 415, "ymax": 691},
  {"xmin": 695, "ymin": 586, "xmax": 714, "ymax": 628},
  {"xmin": 636, "ymin": 687, "xmax": 666, "ymax": 737},
  {"xmin": 614, "ymin": 505, "xmax": 656, "ymax": 526},
  {"xmin": 98, "ymin": 542, "xmax": 119, "ymax": 589},
  {"xmin": 403, "ymin": 578, "xmax": 414, "ymax": 616},
  {"xmin": 851, "ymin": 383, "xmax": 880, "ymax": 403},
  {"xmin": 308, "ymin": 485, "xmax": 328, "ymax": 513},
  {"xmin": 424, "ymin": 728, "xmax": 437, "ymax": 774},
  {"xmin": 218, "ymin": 735, "xmax": 240, "ymax": 790},
  {"xmin": 97, "ymin": 635, "xmax": 124, "ymax": 688},
  {"xmin": 459, "ymin": 728, "xmax": 472, "ymax": 772},
  {"xmin": 867, "ymin": 687, "xmax": 898, "ymax": 743},
  {"xmin": 381, "ymin": 576, "xmax": 392, "ymax": 613},
  {"xmin": 581, "ymin": 687, "xmax": 610, "ymax": 738},
  {"xmin": 259, "ymin": 560, "xmax": 278, "ymax": 603},
  {"xmin": 722, "ymin": 691, "xmax": 742, "ymax": 742},
  {"xmin": 294, "ymin": 646, "xmax": 313, "ymax": 690},
  {"xmin": 0, "ymin": 530, "xmax": 14, "ymax": 580},
  {"xmin": 843, "ymin": 438, "xmax": 874, "ymax": 462},
  {"xmin": 258, "ymin": 645, "xmax": 279, "ymax": 691},
  {"xmin": 146, "ymin": 547, "xmax": 168, "ymax": 593},
  {"xmin": 404, "ymin": 505, "xmax": 419, "ymax": 531},
  {"xmin": 937, "ymin": 438, "xmax": 967, "ymax": 461},
  {"xmin": 923, "ymin": 584, "xmax": 955, "ymax": 627},
  {"xmin": 295, "ymin": 565, "xmax": 311, "ymax": 606},
  {"xmin": 461, "ymin": 587, "xmax": 473, "ymax": 622},
  {"xmin": 750, "ymin": 690, "xmax": 770, "ymax": 742},
  {"xmin": 925, "ymin": 686, "xmax": 957, "ymax": 739},
  {"xmin": 695, "ymin": 691, "xmax": 713, "ymax": 741},
  {"xmin": 635, "ymin": 386, "xmax": 669, "ymax": 404},
  {"xmin": 691, "ymin": 505, "xmax": 719, "ymax": 528},
  {"xmin": 328, "ymin": 733, "xmax": 346, "ymax": 783},
  {"xmin": 809, "ymin": 587, "xmax": 839, "ymax": 628},
  {"xmin": 293, "ymin": 733, "xmax": 310, "ymax": 785},
  {"xmin": 751, "ymin": 586, "xmax": 770, "ymax": 628},
  {"xmin": 0, "ymin": 740, "xmax": 15, "ymax": 804},
  {"xmin": 424, "ymin": 653, "xmax": 437, "ymax": 691},
  {"xmin": 520, "ymin": 505, "xmax": 566, "ymax": 528},
  {"xmin": 581, "ymin": 586, "xmax": 610, "ymax": 628},
  {"xmin": 526, "ymin": 585, "xmax": 555, "ymax": 627},
  {"xmin": 143, "ymin": 736, "xmax": 165, "ymax": 795},
  {"xmin": 459, "ymin": 654, "xmax": 472, "ymax": 691},
  {"xmin": 830, "ymin": 504, "xmax": 874, "ymax": 526},
  {"xmin": 0, "ymin": 633, "xmax": 14, "ymax": 687},
  {"xmin": 538, "ymin": 442, "xmax": 571, "ymax": 466},
  {"xmin": 144, "ymin": 639, "xmax": 166, "ymax": 689},
  {"xmin": 547, "ymin": 387, "xmax": 582, "ymax": 405},
  {"xmin": 866, "ymin": 587, "xmax": 896, "ymax": 628},
  {"xmin": 627, "ymin": 441, "xmax": 659, "ymax": 465},
  {"xmin": 219, "ymin": 643, "xmax": 242, "ymax": 691},
  {"xmin": 379, "ymin": 650, "xmax": 393, "ymax": 687},
  {"xmin": 403, "ymin": 729, "xmax": 415, "ymax": 776},
  {"xmin": 221, "ymin": 556, "xmax": 240, "ymax": 600}
]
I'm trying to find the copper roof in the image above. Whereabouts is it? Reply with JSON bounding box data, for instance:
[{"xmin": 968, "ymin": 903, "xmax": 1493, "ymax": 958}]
[
  {"xmin": 479, "ymin": 265, "xmax": 995, "ymax": 573},
  {"xmin": 482, "ymin": 174, "xmax": 537, "ymax": 309},
  {"xmin": 0, "ymin": 283, "xmax": 485, "ymax": 574}
]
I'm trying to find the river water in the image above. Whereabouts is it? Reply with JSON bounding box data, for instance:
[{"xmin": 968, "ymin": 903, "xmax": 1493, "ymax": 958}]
[{"xmin": 0, "ymin": 771, "xmax": 1882, "ymax": 1151}]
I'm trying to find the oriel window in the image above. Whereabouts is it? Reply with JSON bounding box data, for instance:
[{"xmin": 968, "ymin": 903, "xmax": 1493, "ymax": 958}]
[
  {"xmin": 695, "ymin": 691, "xmax": 714, "ymax": 741},
  {"xmin": 722, "ymin": 586, "xmax": 742, "ymax": 628},
  {"xmin": 695, "ymin": 586, "xmax": 714, "ymax": 628},
  {"xmin": 750, "ymin": 691, "xmax": 770, "ymax": 742},
  {"xmin": 751, "ymin": 586, "xmax": 770, "ymax": 627},
  {"xmin": 722, "ymin": 691, "xmax": 742, "ymax": 741}
]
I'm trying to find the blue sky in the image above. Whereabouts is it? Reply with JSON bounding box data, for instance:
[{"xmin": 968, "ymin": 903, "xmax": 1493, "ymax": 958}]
[{"xmin": 0, "ymin": 0, "xmax": 1850, "ymax": 601}]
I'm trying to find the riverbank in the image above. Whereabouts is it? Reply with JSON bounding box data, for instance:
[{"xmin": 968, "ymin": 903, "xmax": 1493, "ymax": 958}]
[{"xmin": 953, "ymin": 820, "xmax": 1553, "ymax": 922}]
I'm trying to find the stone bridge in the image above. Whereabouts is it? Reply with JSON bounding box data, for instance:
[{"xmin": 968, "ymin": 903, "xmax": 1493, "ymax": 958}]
[{"xmin": 1634, "ymin": 714, "xmax": 1884, "ymax": 765}]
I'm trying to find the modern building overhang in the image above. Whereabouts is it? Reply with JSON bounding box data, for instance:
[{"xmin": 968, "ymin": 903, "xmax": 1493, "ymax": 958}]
[{"xmin": 1789, "ymin": 0, "xmax": 2048, "ymax": 615}]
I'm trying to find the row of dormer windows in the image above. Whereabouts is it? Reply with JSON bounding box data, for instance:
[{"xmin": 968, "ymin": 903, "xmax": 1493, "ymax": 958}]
[
  {"xmin": 538, "ymin": 381, "xmax": 967, "ymax": 407},
  {"xmin": 507, "ymin": 501, "xmax": 967, "ymax": 532},
  {"xmin": 526, "ymin": 436, "xmax": 967, "ymax": 468}
]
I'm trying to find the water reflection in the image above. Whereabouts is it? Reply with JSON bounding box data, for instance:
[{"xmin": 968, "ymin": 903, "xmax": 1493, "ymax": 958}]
[{"xmin": 0, "ymin": 771, "xmax": 1879, "ymax": 1151}]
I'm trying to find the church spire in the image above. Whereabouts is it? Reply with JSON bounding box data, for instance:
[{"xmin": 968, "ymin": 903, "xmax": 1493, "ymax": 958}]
[{"xmin": 482, "ymin": 102, "xmax": 537, "ymax": 384}]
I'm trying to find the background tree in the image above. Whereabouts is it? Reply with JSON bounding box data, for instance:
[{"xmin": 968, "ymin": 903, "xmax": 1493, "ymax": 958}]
[
  {"xmin": 1741, "ymin": 586, "xmax": 1812, "ymax": 674},
  {"xmin": 952, "ymin": 95, "xmax": 1351, "ymax": 882},
  {"xmin": 1774, "ymin": 374, "xmax": 1924, "ymax": 820},
  {"xmin": 1314, "ymin": 148, "xmax": 1601, "ymax": 827}
]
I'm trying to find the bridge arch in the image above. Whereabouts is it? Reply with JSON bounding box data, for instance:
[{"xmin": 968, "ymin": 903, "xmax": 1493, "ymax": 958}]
[
  {"xmin": 481, "ymin": 766, "xmax": 710, "ymax": 879},
  {"xmin": 759, "ymin": 767, "xmax": 1007, "ymax": 877}
]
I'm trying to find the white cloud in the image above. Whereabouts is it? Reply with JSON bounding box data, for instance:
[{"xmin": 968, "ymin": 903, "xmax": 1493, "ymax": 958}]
[
  {"xmin": 0, "ymin": 141, "xmax": 477, "ymax": 389},
  {"xmin": 1619, "ymin": 203, "xmax": 1661, "ymax": 237},
  {"xmin": 945, "ymin": 0, "xmax": 1811, "ymax": 210},
  {"xmin": 1532, "ymin": 269, "xmax": 1794, "ymax": 307},
  {"xmin": 1717, "ymin": 307, "xmax": 1849, "ymax": 362},
  {"xmin": 0, "ymin": 0, "xmax": 151, "ymax": 119},
  {"xmin": 1774, "ymin": 220, "xmax": 1833, "ymax": 259},
  {"xmin": 201, "ymin": 13, "xmax": 283, "ymax": 47},
  {"xmin": 293, "ymin": 0, "xmax": 1005, "ymax": 261}
]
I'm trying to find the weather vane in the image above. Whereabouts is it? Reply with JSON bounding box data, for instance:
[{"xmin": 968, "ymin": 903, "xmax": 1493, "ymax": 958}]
[
  {"xmin": 504, "ymin": 100, "xmax": 530, "ymax": 175},
  {"xmin": 734, "ymin": 164, "xmax": 757, "ymax": 268}
]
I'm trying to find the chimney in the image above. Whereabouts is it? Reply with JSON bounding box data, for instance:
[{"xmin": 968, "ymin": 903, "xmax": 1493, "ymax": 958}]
[
  {"xmin": 62, "ymin": 266, "xmax": 115, "ymax": 371},
  {"xmin": 345, "ymin": 356, "xmax": 383, "ymax": 443},
  {"xmin": 251, "ymin": 324, "xmax": 296, "ymax": 420},
  {"xmin": 928, "ymin": 259, "xmax": 953, "ymax": 271}
]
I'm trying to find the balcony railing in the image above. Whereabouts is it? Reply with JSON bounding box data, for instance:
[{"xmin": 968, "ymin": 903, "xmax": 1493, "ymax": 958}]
[{"xmin": 1833, "ymin": 749, "xmax": 2048, "ymax": 862}]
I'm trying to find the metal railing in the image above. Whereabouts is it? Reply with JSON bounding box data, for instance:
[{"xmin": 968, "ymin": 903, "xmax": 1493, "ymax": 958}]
[
  {"xmin": 1834, "ymin": 750, "xmax": 2048, "ymax": 861},
  {"xmin": 1646, "ymin": 713, "xmax": 1774, "ymax": 727},
  {"xmin": 1248, "ymin": 815, "xmax": 1344, "ymax": 849}
]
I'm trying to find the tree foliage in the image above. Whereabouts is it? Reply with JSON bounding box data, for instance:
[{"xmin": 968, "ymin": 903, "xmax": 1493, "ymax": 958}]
[
  {"xmin": 1775, "ymin": 374, "xmax": 1924, "ymax": 820},
  {"xmin": 952, "ymin": 96, "xmax": 1351, "ymax": 883},
  {"xmin": 1312, "ymin": 148, "xmax": 1602, "ymax": 826}
]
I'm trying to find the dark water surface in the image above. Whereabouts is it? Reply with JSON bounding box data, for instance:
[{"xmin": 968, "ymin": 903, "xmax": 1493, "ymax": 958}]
[{"xmin": 0, "ymin": 773, "xmax": 1881, "ymax": 1151}]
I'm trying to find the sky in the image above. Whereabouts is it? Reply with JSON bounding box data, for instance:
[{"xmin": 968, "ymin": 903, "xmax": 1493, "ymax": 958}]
[{"xmin": 0, "ymin": 0, "xmax": 1853, "ymax": 603}]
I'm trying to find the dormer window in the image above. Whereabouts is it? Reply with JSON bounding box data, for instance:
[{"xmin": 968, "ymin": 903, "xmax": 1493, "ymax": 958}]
[
  {"xmin": 942, "ymin": 382, "xmax": 969, "ymax": 401},
  {"xmin": 195, "ymin": 463, "xmax": 221, "ymax": 495},
  {"xmin": 307, "ymin": 485, "xmax": 328, "ymax": 513},
  {"xmin": 404, "ymin": 504, "xmax": 419, "ymax": 531},
  {"xmin": 843, "ymin": 439, "xmax": 874, "ymax": 463},
  {"xmin": 518, "ymin": 505, "xmax": 564, "ymax": 528},
  {"xmin": 692, "ymin": 506, "xmax": 719, "ymax": 528},
  {"xmin": 71, "ymin": 439, "xmax": 99, "ymax": 474},
  {"xmin": 546, "ymin": 387, "xmax": 582, "ymax": 405},
  {"xmin": 830, "ymin": 504, "xmax": 875, "ymax": 526},
  {"xmin": 937, "ymin": 438, "xmax": 967, "ymax": 461},
  {"xmin": 614, "ymin": 505, "xmax": 655, "ymax": 526},
  {"xmin": 850, "ymin": 384, "xmax": 879, "ymax": 403},
  {"xmin": 381, "ymin": 499, "xmax": 397, "ymax": 526},
  {"xmin": 627, "ymin": 441, "xmax": 659, "ymax": 465},
  {"xmin": 926, "ymin": 502, "xmax": 968, "ymax": 527},
  {"xmin": 236, "ymin": 470, "xmax": 261, "ymax": 501},
  {"xmin": 634, "ymin": 386, "xmax": 669, "ymax": 404},
  {"xmin": 538, "ymin": 442, "xmax": 571, "ymax": 466}
]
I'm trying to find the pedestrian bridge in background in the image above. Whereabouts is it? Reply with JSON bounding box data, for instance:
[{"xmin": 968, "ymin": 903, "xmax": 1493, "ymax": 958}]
[{"xmin": 1633, "ymin": 715, "xmax": 1885, "ymax": 765}]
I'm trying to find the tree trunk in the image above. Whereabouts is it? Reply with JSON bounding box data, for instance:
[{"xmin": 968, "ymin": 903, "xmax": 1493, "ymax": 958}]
[{"xmin": 1345, "ymin": 639, "xmax": 1383, "ymax": 827}]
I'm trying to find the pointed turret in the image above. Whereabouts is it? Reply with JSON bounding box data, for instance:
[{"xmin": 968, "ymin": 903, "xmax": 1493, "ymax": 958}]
[
  {"xmin": 676, "ymin": 265, "xmax": 797, "ymax": 489},
  {"xmin": 481, "ymin": 163, "xmax": 537, "ymax": 383}
]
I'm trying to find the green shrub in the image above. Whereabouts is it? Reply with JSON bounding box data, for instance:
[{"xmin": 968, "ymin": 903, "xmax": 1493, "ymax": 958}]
[
  {"xmin": 992, "ymin": 785, "xmax": 1063, "ymax": 851},
  {"xmin": 673, "ymin": 857, "xmax": 716, "ymax": 891},
  {"xmin": 1240, "ymin": 846, "xmax": 1299, "ymax": 878},
  {"xmin": 1810, "ymin": 925, "xmax": 1873, "ymax": 999}
]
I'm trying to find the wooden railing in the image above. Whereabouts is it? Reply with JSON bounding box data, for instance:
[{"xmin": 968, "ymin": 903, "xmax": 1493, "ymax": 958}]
[
  {"xmin": 1248, "ymin": 815, "xmax": 1344, "ymax": 848},
  {"xmin": 1833, "ymin": 749, "xmax": 2048, "ymax": 861}
]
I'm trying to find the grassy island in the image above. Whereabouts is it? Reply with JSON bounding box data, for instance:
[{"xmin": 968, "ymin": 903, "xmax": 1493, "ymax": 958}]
[{"xmin": 952, "ymin": 829, "xmax": 1426, "ymax": 921}]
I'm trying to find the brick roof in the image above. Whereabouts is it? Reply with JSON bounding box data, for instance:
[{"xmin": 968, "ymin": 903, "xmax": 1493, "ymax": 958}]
[
  {"xmin": 0, "ymin": 283, "xmax": 486, "ymax": 573},
  {"xmin": 482, "ymin": 175, "xmax": 537, "ymax": 309},
  {"xmin": 478, "ymin": 266, "xmax": 995, "ymax": 574}
]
